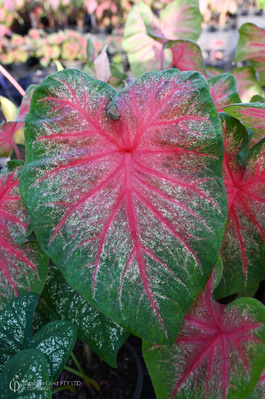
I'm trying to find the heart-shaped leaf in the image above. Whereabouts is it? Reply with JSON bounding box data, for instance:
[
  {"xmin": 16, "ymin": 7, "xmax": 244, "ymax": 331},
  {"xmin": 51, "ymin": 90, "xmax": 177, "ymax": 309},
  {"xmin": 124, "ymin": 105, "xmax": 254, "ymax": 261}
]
[
  {"xmin": 43, "ymin": 263, "xmax": 129, "ymax": 367},
  {"xmin": 166, "ymin": 39, "xmax": 208, "ymax": 77},
  {"xmin": 208, "ymin": 73, "xmax": 241, "ymax": 112},
  {"xmin": 20, "ymin": 69, "xmax": 227, "ymax": 344},
  {"xmin": 122, "ymin": 2, "xmax": 170, "ymax": 77},
  {"xmin": 160, "ymin": 0, "xmax": 201, "ymax": 42},
  {"xmin": 223, "ymin": 102, "xmax": 265, "ymax": 143},
  {"xmin": 143, "ymin": 260, "xmax": 265, "ymax": 399},
  {"xmin": 0, "ymin": 349, "xmax": 51, "ymax": 399},
  {"xmin": 0, "ymin": 293, "xmax": 77, "ymax": 381},
  {"xmin": 214, "ymin": 114, "xmax": 264, "ymax": 298},
  {"xmin": 122, "ymin": 0, "xmax": 201, "ymax": 77},
  {"xmin": 234, "ymin": 23, "xmax": 265, "ymax": 86},
  {"xmin": 0, "ymin": 161, "xmax": 48, "ymax": 309},
  {"xmin": 231, "ymin": 66, "xmax": 264, "ymax": 103}
]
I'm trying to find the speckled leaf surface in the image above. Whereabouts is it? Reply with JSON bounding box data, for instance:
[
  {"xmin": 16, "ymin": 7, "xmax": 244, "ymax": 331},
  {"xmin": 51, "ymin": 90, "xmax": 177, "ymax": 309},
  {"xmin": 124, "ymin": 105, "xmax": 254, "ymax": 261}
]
[
  {"xmin": 234, "ymin": 23, "xmax": 265, "ymax": 86},
  {"xmin": 166, "ymin": 40, "xmax": 208, "ymax": 77},
  {"xmin": 208, "ymin": 73, "xmax": 241, "ymax": 113},
  {"xmin": 160, "ymin": 0, "xmax": 201, "ymax": 42},
  {"xmin": 20, "ymin": 69, "xmax": 227, "ymax": 344},
  {"xmin": 143, "ymin": 261, "xmax": 265, "ymax": 399},
  {"xmin": 0, "ymin": 293, "xmax": 77, "ymax": 381},
  {"xmin": 122, "ymin": 0, "xmax": 201, "ymax": 77},
  {"xmin": 43, "ymin": 263, "xmax": 129, "ymax": 367},
  {"xmin": 0, "ymin": 349, "xmax": 51, "ymax": 399},
  {"xmin": 232, "ymin": 66, "xmax": 264, "ymax": 103},
  {"xmin": 223, "ymin": 102, "xmax": 265, "ymax": 143},
  {"xmin": 249, "ymin": 369, "xmax": 265, "ymax": 399},
  {"xmin": 0, "ymin": 161, "xmax": 48, "ymax": 309},
  {"xmin": 214, "ymin": 114, "xmax": 264, "ymax": 298}
]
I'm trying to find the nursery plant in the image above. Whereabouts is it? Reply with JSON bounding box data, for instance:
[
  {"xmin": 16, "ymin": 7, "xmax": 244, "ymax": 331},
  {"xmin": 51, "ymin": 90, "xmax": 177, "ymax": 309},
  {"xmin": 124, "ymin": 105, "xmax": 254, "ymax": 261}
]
[{"xmin": 0, "ymin": 1, "xmax": 265, "ymax": 399}]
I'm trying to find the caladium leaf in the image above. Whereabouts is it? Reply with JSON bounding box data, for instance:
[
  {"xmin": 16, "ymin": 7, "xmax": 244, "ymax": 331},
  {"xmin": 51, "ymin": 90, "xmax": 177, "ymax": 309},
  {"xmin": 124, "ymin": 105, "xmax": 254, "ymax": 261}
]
[
  {"xmin": 143, "ymin": 261, "xmax": 265, "ymax": 399},
  {"xmin": 231, "ymin": 66, "xmax": 264, "ymax": 103},
  {"xmin": 208, "ymin": 73, "xmax": 241, "ymax": 112},
  {"xmin": 122, "ymin": 2, "xmax": 170, "ymax": 77},
  {"xmin": 0, "ymin": 161, "xmax": 48, "ymax": 309},
  {"xmin": 234, "ymin": 23, "xmax": 265, "ymax": 86},
  {"xmin": 214, "ymin": 114, "xmax": 265, "ymax": 298},
  {"xmin": 165, "ymin": 39, "xmax": 208, "ymax": 77},
  {"xmin": 250, "ymin": 95, "xmax": 265, "ymax": 103},
  {"xmin": 43, "ymin": 263, "xmax": 129, "ymax": 368},
  {"xmin": 160, "ymin": 0, "xmax": 201, "ymax": 42},
  {"xmin": 20, "ymin": 68, "xmax": 227, "ymax": 344},
  {"xmin": 206, "ymin": 66, "xmax": 224, "ymax": 78},
  {"xmin": 122, "ymin": 0, "xmax": 201, "ymax": 77},
  {"xmin": 0, "ymin": 349, "xmax": 51, "ymax": 399},
  {"xmin": 223, "ymin": 102, "xmax": 265, "ymax": 143},
  {"xmin": 0, "ymin": 85, "xmax": 36, "ymax": 157},
  {"xmin": 0, "ymin": 292, "xmax": 77, "ymax": 381}
]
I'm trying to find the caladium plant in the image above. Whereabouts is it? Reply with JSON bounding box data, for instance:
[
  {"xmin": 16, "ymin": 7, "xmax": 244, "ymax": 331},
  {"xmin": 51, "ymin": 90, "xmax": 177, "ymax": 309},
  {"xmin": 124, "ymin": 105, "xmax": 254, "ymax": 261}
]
[
  {"xmin": 20, "ymin": 68, "xmax": 227, "ymax": 344},
  {"xmin": 0, "ymin": 12, "xmax": 265, "ymax": 399},
  {"xmin": 143, "ymin": 259, "xmax": 265, "ymax": 399}
]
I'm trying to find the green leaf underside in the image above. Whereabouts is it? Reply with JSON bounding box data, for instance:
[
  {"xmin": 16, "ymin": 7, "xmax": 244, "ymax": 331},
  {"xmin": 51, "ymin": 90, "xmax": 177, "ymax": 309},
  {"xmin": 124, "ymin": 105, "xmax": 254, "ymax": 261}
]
[
  {"xmin": 0, "ymin": 293, "xmax": 77, "ymax": 381},
  {"xmin": 143, "ymin": 261, "xmax": 265, "ymax": 399},
  {"xmin": 43, "ymin": 263, "xmax": 129, "ymax": 367},
  {"xmin": 215, "ymin": 114, "xmax": 265, "ymax": 298},
  {"xmin": 166, "ymin": 40, "xmax": 207, "ymax": 77},
  {"xmin": 0, "ymin": 349, "xmax": 51, "ymax": 399},
  {"xmin": 223, "ymin": 102, "xmax": 265, "ymax": 143},
  {"xmin": 208, "ymin": 73, "xmax": 241, "ymax": 113},
  {"xmin": 234, "ymin": 23, "xmax": 265, "ymax": 85},
  {"xmin": 0, "ymin": 162, "xmax": 48, "ymax": 309},
  {"xmin": 20, "ymin": 69, "xmax": 227, "ymax": 344},
  {"xmin": 122, "ymin": 0, "xmax": 201, "ymax": 77},
  {"xmin": 231, "ymin": 66, "xmax": 264, "ymax": 103}
]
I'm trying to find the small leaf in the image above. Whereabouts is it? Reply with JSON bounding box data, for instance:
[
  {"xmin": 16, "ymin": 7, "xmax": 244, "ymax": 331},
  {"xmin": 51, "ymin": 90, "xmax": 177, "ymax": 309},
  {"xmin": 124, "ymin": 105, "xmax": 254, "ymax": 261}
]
[
  {"xmin": 250, "ymin": 95, "xmax": 265, "ymax": 103},
  {"xmin": 0, "ymin": 349, "xmax": 52, "ymax": 399},
  {"xmin": 0, "ymin": 293, "xmax": 77, "ymax": 382},
  {"xmin": 160, "ymin": 0, "xmax": 201, "ymax": 42},
  {"xmin": 43, "ymin": 265, "xmax": 129, "ymax": 368},
  {"xmin": 166, "ymin": 39, "xmax": 208, "ymax": 77},
  {"xmin": 223, "ymin": 102, "xmax": 265, "ymax": 143},
  {"xmin": 94, "ymin": 45, "xmax": 111, "ymax": 83},
  {"xmin": 234, "ymin": 23, "xmax": 265, "ymax": 86},
  {"xmin": 0, "ymin": 162, "xmax": 48, "ymax": 309},
  {"xmin": 232, "ymin": 66, "xmax": 264, "ymax": 103},
  {"xmin": 0, "ymin": 96, "xmax": 18, "ymax": 122},
  {"xmin": 208, "ymin": 73, "xmax": 241, "ymax": 112},
  {"xmin": 214, "ymin": 114, "xmax": 264, "ymax": 298},
  {"xmin": 20, "ymin": 69, "xmax": 227, "ymax": 344},
  {"xmin": 143, "ymin": 261, "xmax": 265, "ymax": 399}
]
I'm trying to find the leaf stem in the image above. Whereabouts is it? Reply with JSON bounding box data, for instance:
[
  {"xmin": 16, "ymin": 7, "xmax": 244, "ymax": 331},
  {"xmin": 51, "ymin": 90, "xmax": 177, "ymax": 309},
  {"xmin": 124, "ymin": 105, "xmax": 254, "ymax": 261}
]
[
  {"xmin": 70, "ymin": 351, "xmax": 84, "ymax": 375},
  {"xmin": 11, "ymin": 139, "xmax": 22, "ymax": 160},
  {"xmin": 0, "ymin": 64, "xmax": 25, "ymax": 97},
  {"xmin": 51, "ymin": 385, "xmax": 76, "ymax": 394},
  {"xmin": 63, "ymin": 365, "xmax": 100, "ymax": 391}
]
